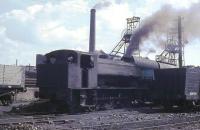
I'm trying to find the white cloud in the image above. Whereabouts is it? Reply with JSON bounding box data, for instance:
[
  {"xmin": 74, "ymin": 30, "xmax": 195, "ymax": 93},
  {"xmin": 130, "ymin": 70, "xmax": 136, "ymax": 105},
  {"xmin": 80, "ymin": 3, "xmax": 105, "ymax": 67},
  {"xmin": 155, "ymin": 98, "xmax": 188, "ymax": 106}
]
[
  {"xmin": 0, "ymin": 0, "xmax": 91, "ymax": 65},
  {"xmin": 184, "ymin": 40, "xmax": 200, "ymax": 66},
  {"xmin": 0, "ymin": 0, "xmax": 199, "ymax": 65},
  {"xmin": 40, "ymin": 25, "xmax": 88, "ymax": 44},
  {"xmin": 166, "ymin": 0, "xmax": 199, "ymax": 8},
  {"xmin": 6, "ymin": 9, "xmax": 33, "ymax": 22},
  {"xmin": 27, "ymin": 4, "xmax": 44, "ymax": 15},
  {"xmin": 40, "ymin": 0, "xmax": 89, "ymax": 16},
  {"xmin": 59, "ymin": 0, "xmax": 89, "ymax": 13},
  {"xmin": 98, "ymin": 2, "xmax": 132, "ymax": 30},
  {"xmin": 0, "ymin": 28, "xmax": 34, "ymax": 65}
]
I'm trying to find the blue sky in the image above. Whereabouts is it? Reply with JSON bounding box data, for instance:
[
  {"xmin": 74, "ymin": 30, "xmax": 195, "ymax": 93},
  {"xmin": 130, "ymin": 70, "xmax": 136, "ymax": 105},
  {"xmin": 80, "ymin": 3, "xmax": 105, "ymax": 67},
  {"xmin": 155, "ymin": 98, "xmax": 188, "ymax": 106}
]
[{"xmin": 0, "ymin": 0, "xmax": 199, "ymax": 66}]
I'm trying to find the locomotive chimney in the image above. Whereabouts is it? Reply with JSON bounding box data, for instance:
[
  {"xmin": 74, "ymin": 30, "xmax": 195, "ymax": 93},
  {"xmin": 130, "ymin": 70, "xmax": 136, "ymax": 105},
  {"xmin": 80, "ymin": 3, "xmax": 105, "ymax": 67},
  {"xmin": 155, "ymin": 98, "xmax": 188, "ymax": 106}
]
[
  {"xmin": 89, "ymin": 9, "xmax": 96, "ymax": 53},
  {"xmin": 178, "ymin": 16, "xmax": 182, "ymax": 68}
]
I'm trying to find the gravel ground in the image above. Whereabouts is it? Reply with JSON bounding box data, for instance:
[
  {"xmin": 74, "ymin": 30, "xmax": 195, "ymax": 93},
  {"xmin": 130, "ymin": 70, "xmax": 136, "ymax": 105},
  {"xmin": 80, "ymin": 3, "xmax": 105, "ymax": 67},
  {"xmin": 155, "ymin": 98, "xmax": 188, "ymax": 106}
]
[
  {"xmin": 1, "ymin": 105, "xmax": 200, "ymax": 130},
  {"xmin": 178, "ymin": 122, "xmax": 200, "ymax": 130}
]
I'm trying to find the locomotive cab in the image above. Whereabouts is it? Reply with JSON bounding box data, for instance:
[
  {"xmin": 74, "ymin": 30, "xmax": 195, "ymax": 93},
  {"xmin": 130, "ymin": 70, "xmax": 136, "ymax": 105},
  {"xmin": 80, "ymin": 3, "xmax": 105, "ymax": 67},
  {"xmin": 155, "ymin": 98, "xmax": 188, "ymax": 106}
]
[{"xmin": 37, "ymin": 50, "xmax": 98, "ymax": 101}]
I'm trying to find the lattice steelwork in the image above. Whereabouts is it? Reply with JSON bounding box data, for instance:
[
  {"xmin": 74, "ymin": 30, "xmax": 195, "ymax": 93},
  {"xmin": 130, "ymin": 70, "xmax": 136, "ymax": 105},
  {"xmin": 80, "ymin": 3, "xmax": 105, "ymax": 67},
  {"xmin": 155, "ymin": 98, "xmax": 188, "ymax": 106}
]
[
  {"xmin": 110, "ymin": 17, "xmax": 140, "ymax": 57},
  {"xmin": 156, "ymin": 17, "xmax": 185, "ymax": 66}
]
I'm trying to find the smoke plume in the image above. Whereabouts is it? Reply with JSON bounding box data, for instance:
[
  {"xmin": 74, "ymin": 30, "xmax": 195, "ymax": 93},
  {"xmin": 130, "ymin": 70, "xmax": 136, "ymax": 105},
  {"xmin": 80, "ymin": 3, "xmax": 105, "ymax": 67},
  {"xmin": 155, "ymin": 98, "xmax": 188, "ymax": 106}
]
[
  {"xmin": 125, "ymin": 2, "xmax": 200, "ymax": 57},
  {"xmin": 145, "ymin": 48, "xmax": 156, "ymax": 56},
  {"xmin": 93, "ymin": 1, "xmax": 112, "ymax": 10},
  {"xmin": 93, "ymin": 0, "xmax": 122, "ymax": 10}
]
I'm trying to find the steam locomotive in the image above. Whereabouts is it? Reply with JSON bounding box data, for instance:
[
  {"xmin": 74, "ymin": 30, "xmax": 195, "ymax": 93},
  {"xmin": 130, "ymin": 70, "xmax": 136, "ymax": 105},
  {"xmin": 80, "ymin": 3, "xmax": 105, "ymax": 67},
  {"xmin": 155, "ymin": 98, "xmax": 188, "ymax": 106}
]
[
  {"xmin": 36, "ymin": 9, "xmax": 200, "ymax": 113},
  {"xmin": 37, "ymin": 49, "xmax": 173, "ymax": 111}
]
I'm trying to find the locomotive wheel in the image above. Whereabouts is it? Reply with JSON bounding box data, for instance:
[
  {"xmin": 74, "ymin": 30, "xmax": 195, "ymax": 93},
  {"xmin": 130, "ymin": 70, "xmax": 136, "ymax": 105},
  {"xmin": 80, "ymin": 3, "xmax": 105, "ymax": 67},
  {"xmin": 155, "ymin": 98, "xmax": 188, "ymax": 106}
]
[
  {"xmin": 67, "ymin": 102, "xmax": 81, "ymax": 114},
  {"xmin": 181, "ymin": 101, "xmax": 194, "ymax": 111},
  {"xmin": 0, "ymin": 95, "xmax": 13, "ymax": 106},
  {"xmin": 104, "ymin": 101, "xmax": 115, "ymax": 110},
  {"xmin": 1, "ymin": 99, "xmax": 9, "ymax": 106},
  {"xmin": 163, "ymin": 103, "xmax": 173, "ymax": 110},
  {"xmin": 1, "ymin": 99, "xmax": 6, "ymax": 106}
]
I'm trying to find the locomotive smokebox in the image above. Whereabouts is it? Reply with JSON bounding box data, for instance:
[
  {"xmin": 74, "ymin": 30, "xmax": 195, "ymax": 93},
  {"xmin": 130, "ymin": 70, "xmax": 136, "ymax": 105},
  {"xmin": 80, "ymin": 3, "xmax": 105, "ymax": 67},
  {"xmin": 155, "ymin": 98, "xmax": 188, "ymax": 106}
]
[{"xmin": 89, "ymin": 9, "xmax": 96, "ymax": 53}]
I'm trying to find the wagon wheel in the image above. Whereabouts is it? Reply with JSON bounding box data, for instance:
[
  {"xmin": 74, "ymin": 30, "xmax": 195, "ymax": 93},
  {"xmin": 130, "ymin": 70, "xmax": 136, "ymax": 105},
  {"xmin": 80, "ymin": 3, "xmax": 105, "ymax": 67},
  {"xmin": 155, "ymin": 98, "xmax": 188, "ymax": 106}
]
[{"xmin": 88, "ymin": 105, "xmax": 96, "ymax": 112}]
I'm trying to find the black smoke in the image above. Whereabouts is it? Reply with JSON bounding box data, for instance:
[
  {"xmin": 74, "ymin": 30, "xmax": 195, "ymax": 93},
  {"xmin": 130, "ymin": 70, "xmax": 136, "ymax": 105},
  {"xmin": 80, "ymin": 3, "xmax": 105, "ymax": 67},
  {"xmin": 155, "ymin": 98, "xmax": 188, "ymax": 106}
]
[{"xmin": 125, "ymin": 2, "xmax": 200, "ymax": 57}]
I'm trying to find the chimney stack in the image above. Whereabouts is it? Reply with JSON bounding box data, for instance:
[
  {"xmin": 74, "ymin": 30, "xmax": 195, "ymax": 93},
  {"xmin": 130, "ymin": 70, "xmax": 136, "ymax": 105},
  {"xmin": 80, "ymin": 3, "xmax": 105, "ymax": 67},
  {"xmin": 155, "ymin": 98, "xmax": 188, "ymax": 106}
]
[
  {"xmin": 89, "ymin": 9, "xmax": 96, "ymax": 53},
  {"xmin": 178, "ymin": 16, "xmax": 182, "ymax": 68}
]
